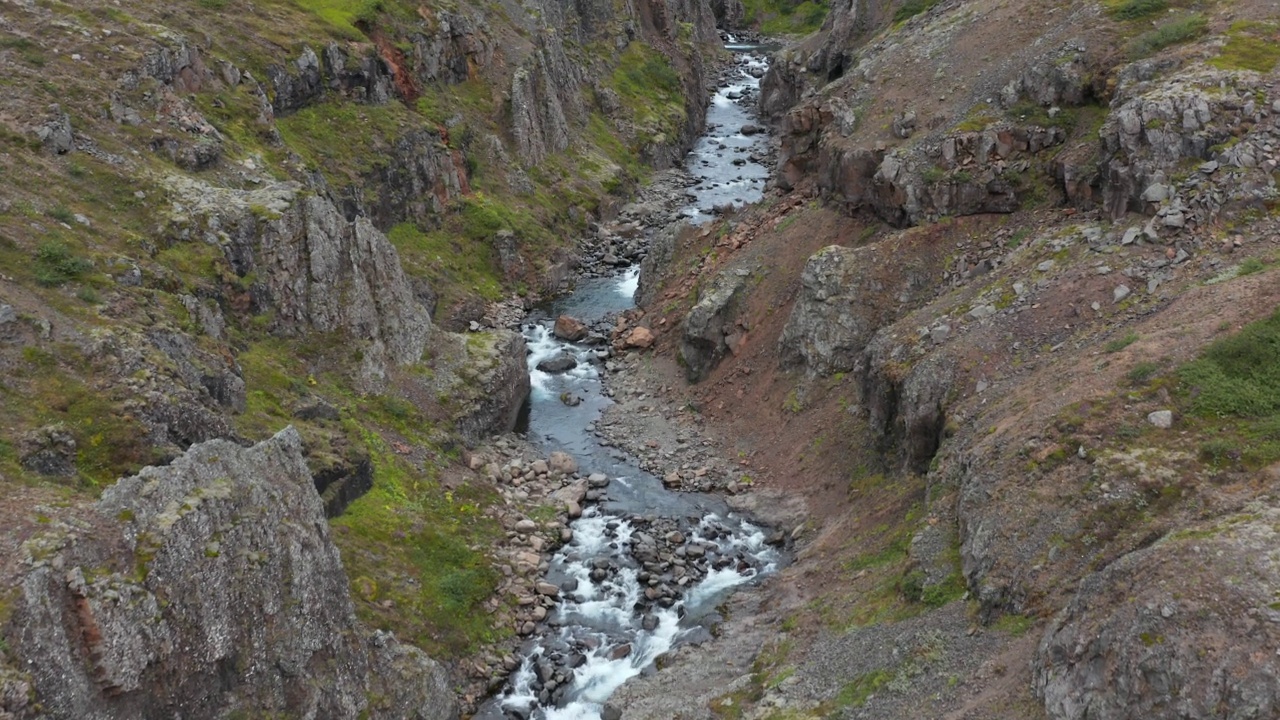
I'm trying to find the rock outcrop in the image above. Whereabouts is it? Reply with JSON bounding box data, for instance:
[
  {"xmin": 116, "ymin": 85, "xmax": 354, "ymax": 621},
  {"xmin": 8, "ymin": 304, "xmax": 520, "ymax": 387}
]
[
  {"xmin": 440, "ymin": 330, "xmax": 532, "ymax": 443},
  {"xmin": 6, "ymin": 428, "xmax": 457, "ymax": 720},
  {"xmin": 1098, "ymin": 65, "xmax": 1279, "ymax": 225},
  {"xmin": 167, "ymin": 178, "xmax": 433, "ymax": 392},
  {"xmin": 679, "ymin": 267, "xmax": 751, "ymax": 382},
  {"xmin": 1035, "ymin": 511, "xmax": 1280, "ymax": 720}
]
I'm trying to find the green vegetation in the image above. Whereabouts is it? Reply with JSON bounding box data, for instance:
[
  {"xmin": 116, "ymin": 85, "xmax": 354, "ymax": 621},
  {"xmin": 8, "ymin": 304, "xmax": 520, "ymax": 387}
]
[
  {"xmin": 1104, "ymin": 332, "xmax": 1140, "ymax": 353},
  {"xmin": 332, "ymin": 430, "xmax": 505, "ymax": 656},
  {"xmin": 1180, "ymin": 308, "xmax": 1280, "ymax": 418},
  {"xmin": 1128, "ymin": 13, "xmax": 1207, "ymax": 59},
  {"xmin": 993, "ymin": 613, "xmax": 1035, "ymax": 636},
  {"xmin": 607, "ymin": 42, "xmax": 687, "ymax": 148},
  {"xmin": 288, "ymin": 0, "xmax": 387, "ymax": 38},
  {"xmin": 834, "ymin": 669, "xmax": 895, "ymax": 708},
  {"xmin": 275, "ymin": 99, "xmax": 416, "ymax": 183},
  {"xmin": 894, "ymin": 0, "xmax": 941, "ymax": 23},
  {"xmin": 1127, "ymin": 361, "xmax": 1160, "ymax": 385},
  {"xmin": 1178, "ymin": 307, "xmax": 1280, "ymax": 467},
  {"xmin": 1237, "ymin": 257, "xmax": 1266, "ymax": 276},
  {"xmin": 1211, "ymin": 21, "xmax": 1280, "ymax": 72},
  {"xmin": 34, "ymin": 241, "xmax": 91, "ymax": 287},
  {"xmin": 741, "ymin": 0, "xmax": 827, "ymax": 35},
  {"xmin": 2, "ymin": 346, "xmax": 153, "ymax": 486},
  {"xmin": 1106, "ymin": 0, "xmax": 1168, "ymax": 21}
]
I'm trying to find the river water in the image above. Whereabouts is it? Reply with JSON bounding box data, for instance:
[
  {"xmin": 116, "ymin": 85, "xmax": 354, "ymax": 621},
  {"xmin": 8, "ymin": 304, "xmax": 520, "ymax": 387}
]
[{"xmin": 477, "ymin": 43, "xmax": 775, "ymax": 720}]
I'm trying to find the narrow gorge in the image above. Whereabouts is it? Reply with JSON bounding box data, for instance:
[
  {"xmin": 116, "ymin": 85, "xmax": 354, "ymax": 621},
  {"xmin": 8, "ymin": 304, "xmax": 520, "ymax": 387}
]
[{"xmin": 3, "ymin": 0, "xmax": 1280, "ymax": 719}]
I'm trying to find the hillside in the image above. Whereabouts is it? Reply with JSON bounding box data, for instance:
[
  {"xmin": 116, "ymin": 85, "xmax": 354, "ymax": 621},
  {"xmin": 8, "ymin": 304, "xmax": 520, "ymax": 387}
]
[
  {"xmin": 2, "ymin": 0, "xmax": 1280, "ymax": 717},
  {"xmin": 0, "ymin": 0, "xmax": 732, "ymax": 715},
  {"xmin": 605, "ymin": 0, "xmax": 1280, "ymax": 717}
]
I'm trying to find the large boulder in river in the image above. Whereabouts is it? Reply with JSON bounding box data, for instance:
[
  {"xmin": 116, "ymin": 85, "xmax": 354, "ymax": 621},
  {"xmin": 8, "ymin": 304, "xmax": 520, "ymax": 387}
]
[
  {"xmin": 679, "ymin": 268, "xmax": 751, "ymax": 382},
  {"xmin": 553, "ymin": 315, "xmax": 588, "ymax": 341},
  {"xmin": 536, "ymin": 352, "xmax": 578, "ymax": 373},
  {"xmin": 5, "ymin": 427, "xmax": 458, "ymax": 720},
  {"xmin": 1034, "ymin": 509, "xmax": 1280, "ymax": 720}
]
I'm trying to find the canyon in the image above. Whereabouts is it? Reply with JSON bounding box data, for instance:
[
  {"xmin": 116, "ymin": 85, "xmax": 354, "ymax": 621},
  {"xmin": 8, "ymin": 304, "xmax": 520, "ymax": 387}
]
[{"xmin": 2, "ymin": 0, "xmax": 1279, "ymax": 718}]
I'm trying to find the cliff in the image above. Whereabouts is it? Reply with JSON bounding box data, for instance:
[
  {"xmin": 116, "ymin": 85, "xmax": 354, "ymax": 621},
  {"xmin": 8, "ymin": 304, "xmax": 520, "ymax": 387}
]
[
  {"xmin": 5, "ymin": 428, "xmax": 457, "ymax": 720},
  {"xmin": 620, "ymin": 0, "xmax": 1280, "ymax": 717},
  {"xmin": 0, "ymin": 0, "xmax": 732, "ymax": 714}
]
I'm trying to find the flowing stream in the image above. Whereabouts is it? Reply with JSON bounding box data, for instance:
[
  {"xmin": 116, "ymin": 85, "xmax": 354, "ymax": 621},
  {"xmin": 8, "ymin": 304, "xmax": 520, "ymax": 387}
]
[{"xmin": 478, "ymin": 42, "xmax": 776, "ymax": 720}]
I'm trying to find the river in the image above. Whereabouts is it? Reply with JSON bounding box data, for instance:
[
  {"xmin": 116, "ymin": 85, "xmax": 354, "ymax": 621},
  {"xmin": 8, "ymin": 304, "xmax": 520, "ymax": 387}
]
[{"xmin": 477, "ymin": 40, "xmax": 776, "ymax": 720}]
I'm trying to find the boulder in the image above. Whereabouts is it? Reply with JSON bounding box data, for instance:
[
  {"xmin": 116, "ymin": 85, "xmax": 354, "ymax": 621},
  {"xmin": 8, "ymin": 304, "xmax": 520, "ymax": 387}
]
[
  {"xmin": 548, "ymin": 451, "xmax": 579, "ymax": 476},
  {"xmin": 17, "ymin": 424, "xmax": 77, "ymax": 477},
  {"xmin": 679, "ymin": 269, "xmax": 750, "ymax": 382},
  {"xmin": 624, "ymin": 327, "xmax": 655, "ymax": 349},
  {"xmin": 553, "ymin": 315, "xmax": 589, "ymax": 341},
  {"xmin": 536, "ymin": 353, "xmax": 578, "ymax": 373}
]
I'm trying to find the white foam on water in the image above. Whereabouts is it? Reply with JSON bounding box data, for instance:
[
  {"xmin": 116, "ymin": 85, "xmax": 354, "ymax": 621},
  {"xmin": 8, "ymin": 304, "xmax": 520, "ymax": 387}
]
[
  {"xmin": 495, "ymin": 506, "xmax": 780, "ymax": 719},
  {"xmin": 615, "ymin": 267, "xmax": 639, "ymax": 300}
]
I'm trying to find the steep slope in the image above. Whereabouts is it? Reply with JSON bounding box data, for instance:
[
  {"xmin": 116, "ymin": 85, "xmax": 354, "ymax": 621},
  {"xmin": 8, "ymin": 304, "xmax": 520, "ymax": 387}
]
[
  {"xmin": 620, "ymin": 0, "xmax": 1280, "ymax": 717},
  {"xmin": 0, "ymin": 0, "xmax": 739, "ymax": 716}
]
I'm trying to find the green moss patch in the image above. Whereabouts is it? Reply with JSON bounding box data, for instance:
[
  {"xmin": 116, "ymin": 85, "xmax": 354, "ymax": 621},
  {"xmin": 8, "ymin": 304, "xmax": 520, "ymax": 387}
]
[
  {"xmin": 742, "ymin": 0, "xmax": 828, "ymax": 34},
  {"xmin": 275, "ymin": 99, "xmax": 420, "ymax": 185},
  {"xmin": 1211, "ymin": 21, "xmax": 1280, "ymax": 73},
  {"xmin": 607, "ymin": 42, "xmax": 687, "ymax": 149},
  {"xmin": 331, "ymin": 430, "xmax": 505, "ymax": 657}
]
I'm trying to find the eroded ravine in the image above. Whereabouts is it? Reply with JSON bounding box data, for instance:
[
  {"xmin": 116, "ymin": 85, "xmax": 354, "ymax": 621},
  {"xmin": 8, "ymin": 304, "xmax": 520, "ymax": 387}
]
[{"xmin": 477, "ymin": 44, "xmax": 778, "ymax": 720}]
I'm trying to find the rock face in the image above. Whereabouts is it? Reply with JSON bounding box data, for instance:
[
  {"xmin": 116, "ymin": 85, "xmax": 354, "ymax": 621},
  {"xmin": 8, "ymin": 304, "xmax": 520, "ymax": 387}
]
[
  {"xmin": 450, "ymin": 329, "xmax": 532, "ymax": 443},
  {"xmin": 168, "ymin": 178, "xmax": 433, "ymax": 391},
  {"xmin": 679, "ymin": 268, "xmax": 750, "ymax": 382},
  {"xmin": 1035, "ymin": 511, "xmax": 1280, "ymax": 720},
  {"xmin": 6, "ymin": 428, "xmax": 457, "ymax": 720},
  {"xmin": 778, "ymin": 244, "xmax": 888, "ymax": 375},
  {"xmin": 636, "ymin": 222, "xmax": 684, "ymax": 308},
  {"xmin": 1097, "ymin": 66, "xmax": 1278, "ymax": 226}
]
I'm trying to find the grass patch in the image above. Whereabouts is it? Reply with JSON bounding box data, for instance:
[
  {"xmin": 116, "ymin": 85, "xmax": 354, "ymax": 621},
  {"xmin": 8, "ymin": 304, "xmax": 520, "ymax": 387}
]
[
  {"xmin": 331, "ymin": 430, "xmax": 505, "ymax": 658},
  {"xmin": 287, "ymin": 0, "xmax": 385, "ymax": 38},
  {"xmin": 1180, "ymin": 308, "xmax": 1280, "ymax": 417},
  {"xmin": 834, "ymin": 669, "xmax": 896, "ymax": 708},
  {"xmin": 3, "ymin": 345, "xmax": 153, "ymax": 486},
  {"xmin": 1106, "ymin": 0, "xmax": 1168, "ymax": 21},
  {"xmin": 34, "ymin": 241, "xmax": 92, "ymax": 287},
  {"xmin": 1128, "ymin": 13, "xmax": 1207, "ymax": 59},
  {"xmin": 1178, "ymin": 307, "xmax": 1280, "ymax": 468},
  {"xmin": 607, "ymin": 42, "xmax": 686, "ymax": 148},
  {"xmin": 893, "ymin": 0, "xmax": 940, "ymax": 23},
  {"xmin": 992, "ymin": 612, "xmax": 1035, "ymax": 636},
  {"xmin": 387, "ymin": 220, "xmax": 502, "ymax": 309},
  {"xmin": 1237, "ymin": 257, "xmax": 1266, "ymax": 276},
  {"xmin": 1127, "ymin": 361, "xmax": 1160, "ymax": 385},
  {"xmin": 741, "ymin": 0, "xmax": 828, "ymax": 35},
  {"xmin": 1104, "ymin": 332, "xmax": 1140, "ymax": 353},
  {"xmin": 1211, "ymin": 21, "xmax": 1280, "ymax": 73},
  {"xmin": 275, "ymin": 99, "xmax": 418, "ymax": 184}
]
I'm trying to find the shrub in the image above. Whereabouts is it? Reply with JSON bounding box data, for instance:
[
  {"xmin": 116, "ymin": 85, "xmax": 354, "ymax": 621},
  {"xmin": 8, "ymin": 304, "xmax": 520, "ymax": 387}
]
[
  {"xmin": 1127, "ymin": 361, "xmax": 1160, "ymax": 385},
  {"xmin": 894, "ymin": 0, "xmax": 940, "ymax": 23},
  {"xmin": 1128, "ymin": 14, "xmax": 1207, "ymax": 59},
  {"xmin": 1237, "ymin": 257, "xmax": 1266, "ymax": 276},
  {"xmin": 1107, "ymin": 0, "xmax": 1168, "ymax": 21},
  {"xmin": 1179, "ymin": 307, "xmax": 1280, "ymax": 417},
  {"xmin": 1104, "ymin": 332, "xmax": 1140, "ymax": 353},
  {"xmin": 34, "ymin": 241, "xmax": 91, "ymax": 286}
]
